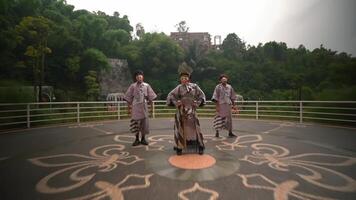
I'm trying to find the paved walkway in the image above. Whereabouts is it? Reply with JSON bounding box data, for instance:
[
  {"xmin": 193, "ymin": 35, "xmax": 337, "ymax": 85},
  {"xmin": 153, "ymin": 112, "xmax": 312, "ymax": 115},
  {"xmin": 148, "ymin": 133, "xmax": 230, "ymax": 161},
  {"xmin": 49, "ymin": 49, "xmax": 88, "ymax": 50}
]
[{"xmin": 0, "ymin": 119, "xmax": 356, "ymax": 199}]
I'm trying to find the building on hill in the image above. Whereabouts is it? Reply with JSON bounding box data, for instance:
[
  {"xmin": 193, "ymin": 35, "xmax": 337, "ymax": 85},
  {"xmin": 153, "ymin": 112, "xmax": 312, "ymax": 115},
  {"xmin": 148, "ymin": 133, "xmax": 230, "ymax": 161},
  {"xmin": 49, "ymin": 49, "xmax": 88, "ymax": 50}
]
[{"xmin": 170, "ymin": 32, "xmax": 211, "ymax": 51}]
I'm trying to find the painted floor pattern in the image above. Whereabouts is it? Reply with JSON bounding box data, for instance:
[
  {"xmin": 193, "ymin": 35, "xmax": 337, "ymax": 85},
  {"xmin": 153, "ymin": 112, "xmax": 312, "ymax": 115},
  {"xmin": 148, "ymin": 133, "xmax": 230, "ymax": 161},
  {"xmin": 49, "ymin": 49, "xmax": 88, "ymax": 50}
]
[{"xmin": 0, "ymin": 119, "xmax": 355, "ymax": 200}]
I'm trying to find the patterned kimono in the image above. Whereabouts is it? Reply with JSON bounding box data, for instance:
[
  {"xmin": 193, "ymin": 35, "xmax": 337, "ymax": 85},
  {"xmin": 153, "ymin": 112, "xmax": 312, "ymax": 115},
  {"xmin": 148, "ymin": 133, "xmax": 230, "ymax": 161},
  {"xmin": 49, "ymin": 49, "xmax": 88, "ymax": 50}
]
[
  {"xmin": 124, "ymin": 82, "xmax": 157, "ymax": 137},
  {"xmin": 167, "ymin": 83, "xmax": 206, "ymax": 150},
  {"xmin": 211, "ymin": 83, "xmax": 237, "ymax": 132}
]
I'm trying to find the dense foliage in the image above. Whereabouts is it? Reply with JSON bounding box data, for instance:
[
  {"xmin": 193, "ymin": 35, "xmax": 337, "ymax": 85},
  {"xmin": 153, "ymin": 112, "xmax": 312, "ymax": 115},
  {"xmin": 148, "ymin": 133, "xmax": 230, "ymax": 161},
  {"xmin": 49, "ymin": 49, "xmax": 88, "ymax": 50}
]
[{"xmin": 0, "ymin": 0, "xmax": 355, "ymax": 102}]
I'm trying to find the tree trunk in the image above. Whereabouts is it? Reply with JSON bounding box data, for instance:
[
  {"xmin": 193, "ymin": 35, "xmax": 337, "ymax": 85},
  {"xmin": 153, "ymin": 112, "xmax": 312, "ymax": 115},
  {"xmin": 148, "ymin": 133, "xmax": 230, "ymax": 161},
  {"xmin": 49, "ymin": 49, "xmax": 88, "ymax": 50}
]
[
  {"xmin": 39, "ymin": 41, "xmax": 47, "ymax": 102},
  {"xmin": 33, "ymin": 62, "xmax": 37, "ymax": 102}
]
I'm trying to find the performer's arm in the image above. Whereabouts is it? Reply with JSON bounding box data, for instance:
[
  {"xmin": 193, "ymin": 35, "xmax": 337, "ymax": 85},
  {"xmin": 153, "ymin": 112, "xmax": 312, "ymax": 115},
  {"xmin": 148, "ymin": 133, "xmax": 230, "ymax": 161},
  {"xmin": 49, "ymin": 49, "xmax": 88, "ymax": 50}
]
[
  {"xmin": 166, "ymin": 85, "xmax": 180, "ymax": 107},
  {"xmin": 127, "ymin": 104, "xmax": 132, "ymax": 115},
  {"xmin": 195, "ymin": 84, "xmax": 206, "ymax": 107},
  {"xmin": 147, "ymin": 84, "xmax": 157, "ymax": 101},
  {"xmin": 230, "ymin": 86, "xmax": 238, "ymax": 111},
  {"xmin": 124, "ymin": 85, "xmax": 134, "ymax": 115},
  {"xmin": 211, "ymin": 86, "xmax": 219, "ymax": 112}
]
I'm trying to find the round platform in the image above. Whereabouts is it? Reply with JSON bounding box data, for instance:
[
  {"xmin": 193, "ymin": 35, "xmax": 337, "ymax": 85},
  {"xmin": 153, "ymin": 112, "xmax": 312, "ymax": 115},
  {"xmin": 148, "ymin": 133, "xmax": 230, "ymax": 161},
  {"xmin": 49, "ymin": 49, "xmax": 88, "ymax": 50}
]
[{"xmin": 168, "ymin": 154, "xmax": 216, "ymax": 169}]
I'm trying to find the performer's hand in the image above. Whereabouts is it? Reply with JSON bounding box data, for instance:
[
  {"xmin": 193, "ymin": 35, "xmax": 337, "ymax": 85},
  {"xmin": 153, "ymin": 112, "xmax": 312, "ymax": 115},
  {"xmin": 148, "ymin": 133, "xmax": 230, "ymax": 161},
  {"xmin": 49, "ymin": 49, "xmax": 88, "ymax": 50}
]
[
  {"xmin": 232, "ymin": 105, "xmax": 239, "ymax": 114},
  {"xmin": 148, "ymin": 103, "xmax": 153, "ymax": 114},
  {"xmin": 176, "ymin": 100, "xmax": 182, "ymax": 108},
  {"xmin": 192, "ymin": 100, "xmax": 198, "ymax": 108},
  {"xmin": 127, "ymin": 105, "xmax": 132, "ymax": 115}
]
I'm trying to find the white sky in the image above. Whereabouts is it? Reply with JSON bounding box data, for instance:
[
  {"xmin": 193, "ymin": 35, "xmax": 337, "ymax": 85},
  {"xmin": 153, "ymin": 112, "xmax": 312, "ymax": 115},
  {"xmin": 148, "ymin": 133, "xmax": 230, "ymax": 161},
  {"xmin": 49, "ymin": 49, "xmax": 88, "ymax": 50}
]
[{"xmin": 66, "ymin": 0, "xmax": 356, "ymax": 56}]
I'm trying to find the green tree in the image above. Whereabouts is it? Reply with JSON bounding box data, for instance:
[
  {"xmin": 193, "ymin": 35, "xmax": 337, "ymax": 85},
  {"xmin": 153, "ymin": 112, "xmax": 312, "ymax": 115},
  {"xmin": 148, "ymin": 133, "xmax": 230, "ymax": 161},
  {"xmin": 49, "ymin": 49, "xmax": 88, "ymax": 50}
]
[
  {"xmin": 84, "ymin": 70, "xmax": 99, "ymax": 100},
  {"xmin": 100, "ymin": 29, "xmax": 130, "ymax": 57},
  {"xmin": 81, "ymin": 48, "xmax": 110, "ymax": 73},
  {"xmin": 16, "ymin": 16, "xmax": 52, "ymax": 101},
  {"xmin": 222, "ymin": 33, "xmax": 246, "ymax": 59}
]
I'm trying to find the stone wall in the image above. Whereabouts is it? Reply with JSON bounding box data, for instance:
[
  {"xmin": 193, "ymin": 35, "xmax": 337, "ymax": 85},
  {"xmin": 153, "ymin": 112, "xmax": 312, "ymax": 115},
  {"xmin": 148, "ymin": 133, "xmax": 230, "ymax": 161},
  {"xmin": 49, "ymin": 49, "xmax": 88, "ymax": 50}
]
[{"xmin": 98, "ymin": 58, "xmax": 132, "ymax": 99}]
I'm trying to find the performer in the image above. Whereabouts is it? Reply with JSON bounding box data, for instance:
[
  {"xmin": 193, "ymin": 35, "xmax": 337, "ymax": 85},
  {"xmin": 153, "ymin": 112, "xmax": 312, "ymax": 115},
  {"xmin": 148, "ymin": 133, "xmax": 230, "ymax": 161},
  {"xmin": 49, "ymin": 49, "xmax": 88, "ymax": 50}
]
[
  {"xmin": 212, "ymin": 74, "xmax": 238, "ymax": 138},
  {"xmin": 167, "ymin": 68, "xmax": 206, "ymax": 155},
  {"xmin": 124, "ymin": 70, "xmax": 157, "ymax": 146}
]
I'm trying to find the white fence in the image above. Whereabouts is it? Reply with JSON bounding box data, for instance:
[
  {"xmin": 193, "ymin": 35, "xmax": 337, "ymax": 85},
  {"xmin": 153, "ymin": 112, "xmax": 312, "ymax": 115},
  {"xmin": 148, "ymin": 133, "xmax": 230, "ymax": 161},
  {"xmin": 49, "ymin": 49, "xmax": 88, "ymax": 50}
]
[{"xmin": 0, "ymin": 100, "xmax": 356, "ymax": 130}]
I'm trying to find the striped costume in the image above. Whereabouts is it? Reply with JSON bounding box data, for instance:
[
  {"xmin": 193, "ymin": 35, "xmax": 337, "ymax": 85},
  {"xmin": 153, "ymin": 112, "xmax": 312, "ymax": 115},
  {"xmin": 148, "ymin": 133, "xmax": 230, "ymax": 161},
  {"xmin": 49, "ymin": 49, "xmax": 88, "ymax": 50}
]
[{"xmin": 211, "ymin": 83, "xmax": 237, "ymax": 133}]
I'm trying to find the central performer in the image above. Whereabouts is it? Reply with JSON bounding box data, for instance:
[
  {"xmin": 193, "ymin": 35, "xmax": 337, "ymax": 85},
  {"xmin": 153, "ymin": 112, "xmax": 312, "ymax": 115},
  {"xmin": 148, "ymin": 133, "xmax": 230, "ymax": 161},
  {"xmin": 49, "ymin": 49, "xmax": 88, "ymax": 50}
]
[{"xmin": 167, "ymin": 63, "xmax": 206, "ymax": 155}]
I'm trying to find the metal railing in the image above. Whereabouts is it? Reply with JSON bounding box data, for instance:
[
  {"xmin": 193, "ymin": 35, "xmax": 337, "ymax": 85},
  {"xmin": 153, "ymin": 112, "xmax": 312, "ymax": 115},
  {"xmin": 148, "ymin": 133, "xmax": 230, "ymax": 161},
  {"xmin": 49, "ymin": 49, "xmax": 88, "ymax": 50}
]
[{"xmin": 0, "ymin": 100, "xmax": 355, "ymax": 130}]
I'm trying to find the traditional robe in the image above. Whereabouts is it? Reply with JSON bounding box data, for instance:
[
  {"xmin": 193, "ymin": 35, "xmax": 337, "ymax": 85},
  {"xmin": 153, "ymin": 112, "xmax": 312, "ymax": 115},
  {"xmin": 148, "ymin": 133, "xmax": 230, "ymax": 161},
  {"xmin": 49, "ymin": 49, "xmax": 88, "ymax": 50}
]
[
  {"xmin": 211, "ymin": 83, "xmax": 237, "ymax": 132},
  {"xmin": 124, "ymin": 82, "xmax": 157, "ymax": 136},
  {"xmin": 167, "ymin": 83, "xmax": 206, "ymax": 150}
]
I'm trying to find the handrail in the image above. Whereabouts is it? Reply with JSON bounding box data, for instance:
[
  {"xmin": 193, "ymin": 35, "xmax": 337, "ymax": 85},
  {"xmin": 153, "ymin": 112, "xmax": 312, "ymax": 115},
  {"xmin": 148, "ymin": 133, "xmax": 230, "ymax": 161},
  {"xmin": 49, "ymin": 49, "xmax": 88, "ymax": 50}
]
[{"xmin": 0, "ymin": 100, "xmax": 355, "ymax": 129}]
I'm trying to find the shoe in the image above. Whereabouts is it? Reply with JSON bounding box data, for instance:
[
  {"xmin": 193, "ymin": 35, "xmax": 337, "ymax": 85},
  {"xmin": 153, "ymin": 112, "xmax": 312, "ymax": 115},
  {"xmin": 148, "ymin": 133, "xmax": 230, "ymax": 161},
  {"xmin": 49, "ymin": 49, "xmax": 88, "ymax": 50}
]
[
  {"xmin": 198, "ymin": 146, "xmax": 204, "ymax": 155},
  {"xmin": 215, "ymin": 131, "xmax": 219, "ymax": 138},
  {"xmin": 228, "ymin": 132, "xmax": 237, "ymax": 137},
  {"xmin": 140, "ymin": 138, "xmax": 148, "ymax": 145},
  {"xmin": 132, "ymin": 139, "xmax": 140, "ymax": 146},
  {"xmin": 176, "ymin": 148, "xmax": 182, "ymax": 155}
]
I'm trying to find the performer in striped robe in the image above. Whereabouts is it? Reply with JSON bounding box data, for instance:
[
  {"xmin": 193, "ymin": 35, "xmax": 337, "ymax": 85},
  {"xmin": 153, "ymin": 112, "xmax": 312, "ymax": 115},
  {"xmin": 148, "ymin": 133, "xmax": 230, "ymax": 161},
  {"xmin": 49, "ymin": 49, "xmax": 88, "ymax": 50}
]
[
  {"xmin": 124, "ymin": 70, "xmax": 157, "ymax": 146},
  {"xmin": 212, "ymin": 74, "xmax": 238, "ymax": 138},
  {"xmin": 167, "ymin": 72, "xmax": 206, "ymax": 155}
]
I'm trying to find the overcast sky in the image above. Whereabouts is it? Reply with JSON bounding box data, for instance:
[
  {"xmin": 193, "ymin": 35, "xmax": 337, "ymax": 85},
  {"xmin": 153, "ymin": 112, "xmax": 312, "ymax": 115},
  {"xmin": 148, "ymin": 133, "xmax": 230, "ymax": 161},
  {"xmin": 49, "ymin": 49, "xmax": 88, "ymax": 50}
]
[{"xmin": 66, "ymin": 0, "xmax": 356, "ymax": 56}]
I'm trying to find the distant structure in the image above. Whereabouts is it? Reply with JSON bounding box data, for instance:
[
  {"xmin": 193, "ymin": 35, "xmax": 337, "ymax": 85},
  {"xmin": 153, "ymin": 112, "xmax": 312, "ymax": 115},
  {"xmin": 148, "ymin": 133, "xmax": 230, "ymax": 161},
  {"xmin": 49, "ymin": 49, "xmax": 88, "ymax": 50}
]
[
  {"xmin": 106, "ymin": 92, "xmax": 125, "ymax": 101},
  {"xmin": 170, "ymin": 32, "xmax": 222, "ymax": 51},
  {"xmin": 213, "ymin": 35, "xmax": 222, "ymax": 50},
  {"xmin": 170, "ymin": 32, "xmax": 211, "ymax": 51}
]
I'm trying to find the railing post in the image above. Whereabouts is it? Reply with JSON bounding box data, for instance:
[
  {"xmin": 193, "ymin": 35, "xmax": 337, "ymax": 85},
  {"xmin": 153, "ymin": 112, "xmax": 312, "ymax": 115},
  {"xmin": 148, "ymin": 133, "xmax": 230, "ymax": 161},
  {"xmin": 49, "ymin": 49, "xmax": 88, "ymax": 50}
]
[
  {"xmin": 27, "ymin": 104, "xmax": 30, "ymax": 128},
  {"xmin": 299, "ymin": 101, "xmax": 303, "ymax": 123},
  {"xmin": 77, "ymin": 102, "xmax": 80, "ymax": 123},
  {"xmin": 152, "ymin": 101, "xmax": 155, "ymax": 119},
  {"xmin": 256, "ymin": 102, "xmax": 259, "ymax": 120},
  {"xmin": 117, "ymin": 101, "xmax": 121, "ymax": 120}
]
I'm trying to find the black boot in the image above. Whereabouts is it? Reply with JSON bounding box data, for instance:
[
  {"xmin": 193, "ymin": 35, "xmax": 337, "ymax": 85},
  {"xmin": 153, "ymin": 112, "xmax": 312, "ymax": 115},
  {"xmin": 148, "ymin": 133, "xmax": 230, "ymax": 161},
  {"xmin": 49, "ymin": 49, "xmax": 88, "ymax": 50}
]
[
  {"xmin": 215, "ymin": 130, "xmax": 219, "ymax": 138},
  {"xmin": 140, "ymin": 136, "xmax": 148, "ymax": 145},
  {"xmin": 228, "ymin": 132, "xmax": 237, "ymax": 137},
  {"xmin": 198, "ymin": 146, "xmax": 204, "ymax": 155},
  {"xmin": 176, "ymin": 148, "xmax": 182, "ymax": 155},
  {"xmin": 132, "ymin": 135, "xmax": 140, "ymax": 146}
]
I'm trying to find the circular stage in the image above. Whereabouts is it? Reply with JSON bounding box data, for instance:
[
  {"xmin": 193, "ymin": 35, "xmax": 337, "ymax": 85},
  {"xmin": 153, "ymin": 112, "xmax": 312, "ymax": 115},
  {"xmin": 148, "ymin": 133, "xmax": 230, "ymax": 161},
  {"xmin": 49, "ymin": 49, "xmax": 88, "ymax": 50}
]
[{"xmin": 168, "ymin": 154, "xmax": 216, "ymax": 169}]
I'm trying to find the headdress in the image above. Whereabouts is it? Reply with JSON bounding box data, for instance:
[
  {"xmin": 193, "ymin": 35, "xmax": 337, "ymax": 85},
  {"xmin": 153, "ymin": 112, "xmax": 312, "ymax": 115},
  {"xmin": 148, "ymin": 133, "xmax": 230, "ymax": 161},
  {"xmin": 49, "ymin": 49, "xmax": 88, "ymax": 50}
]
[{"xmin": 178, "ymin": 62, "xmax": 193, "ymax": 78}]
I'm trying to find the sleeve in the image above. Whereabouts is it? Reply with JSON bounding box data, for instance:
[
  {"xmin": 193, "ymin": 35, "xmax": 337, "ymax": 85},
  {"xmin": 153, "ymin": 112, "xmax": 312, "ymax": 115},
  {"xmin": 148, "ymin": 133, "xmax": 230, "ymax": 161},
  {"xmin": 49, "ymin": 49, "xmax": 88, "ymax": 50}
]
[
  {"xmin": 230, "ymin": 85, "xmax": 237, "ymax": 104},
  {"xmin": 147, "ymin": 84, "xmax": 157, "ymax": 102},
  {"xmin": 211, "ymin": 85, "xmax": 219, "ymax": 103},
  {"xmin": 124, "ymin": 84, "xmax": 134, "ymax": 104},
  {"xmin": 166, "ymin": 85, "xmax": 180, "ymax": 106},
  {"xmin": 195, "ymin": 84, "xmax": 206, "ymax": 107}
]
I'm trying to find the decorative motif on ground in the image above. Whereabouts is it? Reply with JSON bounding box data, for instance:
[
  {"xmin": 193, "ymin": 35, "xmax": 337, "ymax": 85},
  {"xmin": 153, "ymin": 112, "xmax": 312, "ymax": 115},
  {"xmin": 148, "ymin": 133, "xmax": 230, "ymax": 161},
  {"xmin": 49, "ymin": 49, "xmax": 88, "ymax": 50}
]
[
  {"xmin": 68, "ymin": 123, "xmax": 113, "ymax": 134},
  {"xmin": 226, "ymin": 134, "xmax": 356, "ymax": 200},
  {"xmin": 67, "ymin": 173, "xmax": 153, "ymax": 200},
  {"xmin": 114, "ymin": 134, "xmax": 231, "ymax": 151},
  {"xmin": 215, "ymin": 134, "xmax": 262, "ymax": 151},
  {"xmin": 114, "ymin": 134, "xmax": 175, "ymax": 151},
  {"xmin": 178, "ymin": 182, "xmax": 219, "ymax": 200},
  {"xmin": 263, "ymin": 122, "xmax": 306, "ymax": 134},
  {"xmin": 203, "ymin": 134, "xmax": 229, "ymax": 142},
  {"xmin": 237, "ymin": 173, "xmax": 335, "ymax": 200},
  {"xmin": 28, "ymin": 144, "xmax": 143, "ymax": 194},
  {"xmin": 241, "ymin": 143, "xmax": 356, "ymax": 192}
]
